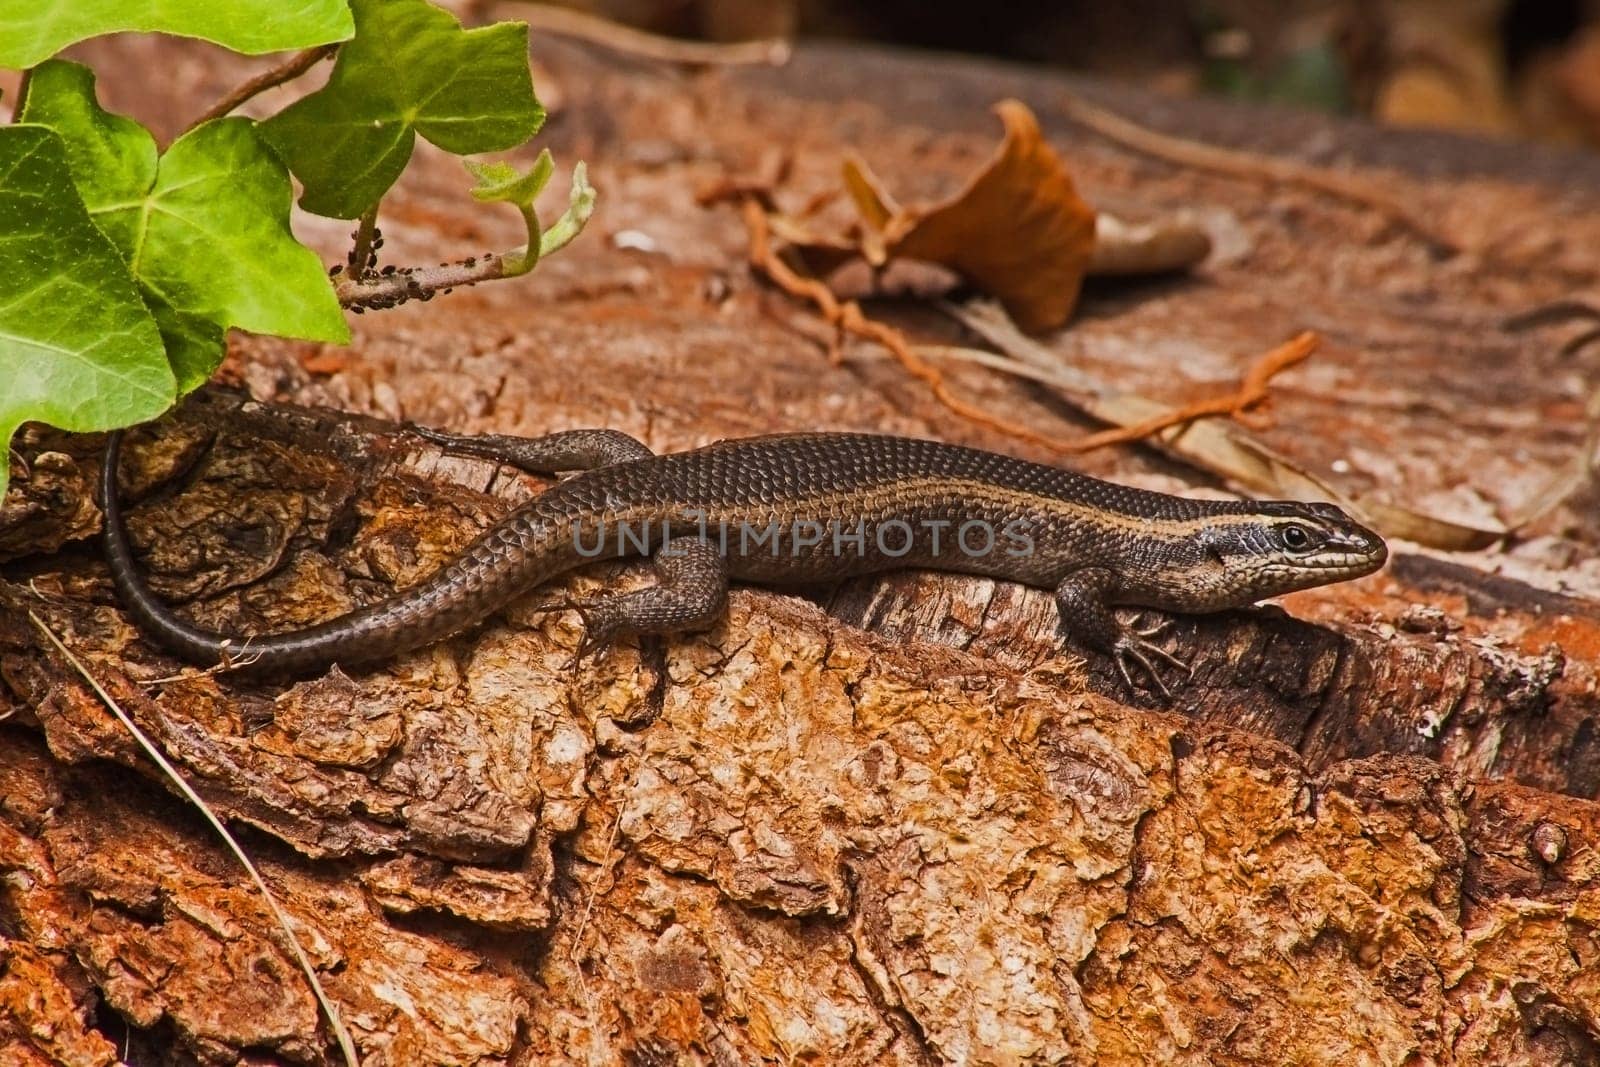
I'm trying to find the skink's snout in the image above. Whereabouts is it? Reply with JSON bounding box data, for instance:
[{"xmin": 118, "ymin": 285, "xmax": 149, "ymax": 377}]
[
  {"xmin": 1297, "ymin": 501, "xmax": 1387, "ymax": 577},
  {"xmin": 1349, "ymin": 522, "xmax": 1388, "ymax": 566}
]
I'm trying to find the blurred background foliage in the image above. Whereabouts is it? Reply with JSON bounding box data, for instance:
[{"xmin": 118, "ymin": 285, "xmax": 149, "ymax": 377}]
[{"xmin": 535, "ymin": 0, "xmax": 1600, "ymax": 147}]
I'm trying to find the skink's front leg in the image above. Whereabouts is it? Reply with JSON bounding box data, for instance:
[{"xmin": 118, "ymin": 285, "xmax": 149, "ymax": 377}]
[{"xmin": 1053, "ymin": 569, "xmax": 1190, "ymax": 699}]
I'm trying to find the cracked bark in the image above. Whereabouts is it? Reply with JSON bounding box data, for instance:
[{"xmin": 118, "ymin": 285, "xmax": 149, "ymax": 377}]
[{"xmin": 3, "ymin": 28, "xmax": 1600, "ymax": 1067}]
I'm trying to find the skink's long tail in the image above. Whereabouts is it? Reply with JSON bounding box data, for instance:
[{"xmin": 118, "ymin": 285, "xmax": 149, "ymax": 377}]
[{"xmin": 101, "ymin": 432, "xmax": 587, "ymax": 676}]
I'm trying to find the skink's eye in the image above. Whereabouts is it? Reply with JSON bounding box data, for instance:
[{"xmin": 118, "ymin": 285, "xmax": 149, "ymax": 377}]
[{"xmin": 1280, "ymin": 524, "xmax": 1312, "ymax": 552}]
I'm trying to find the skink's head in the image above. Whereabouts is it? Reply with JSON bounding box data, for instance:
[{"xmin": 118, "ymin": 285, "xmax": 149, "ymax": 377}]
[{"xmin": 1179, "ymin": 501, "xmax": 1388, "ymax": 609}]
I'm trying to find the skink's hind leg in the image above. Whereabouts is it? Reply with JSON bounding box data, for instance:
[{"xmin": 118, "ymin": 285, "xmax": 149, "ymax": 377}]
[
  {"xmin": 409, "ymin": 425, "xmax": 653, "ymax": 473},
  {"xmin": 563, "ymin": 536, "xmax": 730, "ymax": 668},
  {"xmin": 1053, "ymin": 569, "xmax": 1190, "ymax": 700}
]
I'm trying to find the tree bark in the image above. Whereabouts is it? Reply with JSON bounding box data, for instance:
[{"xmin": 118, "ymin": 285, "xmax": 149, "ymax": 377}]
[{"xmin": 3, "ymin": 28, "xmax": 1600, "ymax": 1067}]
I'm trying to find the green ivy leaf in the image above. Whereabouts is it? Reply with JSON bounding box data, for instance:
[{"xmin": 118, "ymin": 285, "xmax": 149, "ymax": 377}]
[
  {"xmin": 119, "ymin": 119, "xmax": 353, "ymax": 383},
  {"xmin": 0, "ymin": 0, "xmax": 353, "ymax": 69},
  {"xmin": 465, "ymin": 151, "xmax": 554, "ymax": 206},
  {"xmin": 261, "ymin": 0, "xmax": 543, "ymax": 219},
  {"xmin": 0, "ymin": 126, "xmax": 174, "ymax": 502},
  {"xmin": 15, "ymin": 62, "xmax": 155, "ymax": 251},
  {"xmin": 21, "ymin": 61, "xmax": 349, "ymax": 392},
  {"xmin": 145, "ymin": 295, "xmax": 229, "ymax": 396}
]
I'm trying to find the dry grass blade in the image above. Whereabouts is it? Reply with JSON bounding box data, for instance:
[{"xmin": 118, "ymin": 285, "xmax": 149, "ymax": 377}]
[
  {"xmin": 27, "ymin": 611, "xmax": 362, "ymax": 1067},
  {"xmin": 570, "ymin": 799, "xmax": 627, "ymax": 973}
]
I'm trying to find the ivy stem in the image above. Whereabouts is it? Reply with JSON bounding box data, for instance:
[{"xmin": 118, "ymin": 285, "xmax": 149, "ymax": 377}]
[
  {"xmin": 346, "ymin": 205, "xmax": 380, "ymax": 278},
  {"xmin": 337, "ymin": 255, "xmax": 506, "ymax": 310},
  {"xmin": 338, "ymin": 164, "xmax": 594, "ymax": 310},
  {"xmin": 182, "ymin": 44, "xmax": 337, "ymax": 135}
]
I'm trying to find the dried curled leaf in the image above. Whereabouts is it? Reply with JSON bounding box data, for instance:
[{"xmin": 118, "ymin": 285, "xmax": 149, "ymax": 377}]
[
  {"xmin": 871, "ymin": 99, "xmax": 1097, "ymax": 333},
  {"xmin": 1089, "ymin": 213, "xmax": 1212, "ymax": 276},
  {"xmin": 760, "ymin": 100, "xmax": 1210, "ymax": 332}
]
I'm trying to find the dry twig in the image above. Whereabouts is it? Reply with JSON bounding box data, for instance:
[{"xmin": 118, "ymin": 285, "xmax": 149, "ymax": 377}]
[
  {"xmin": 740, "ymin": 198, "xmax": 1309, "ymax": 456},
  {"xmin": 504, "ymin": 2, "xmax": 790, "ymax": 66},
  {"xmin": 1059, "ymin": 91, "xmax": 1459, "ymax": 257},
  {"xmin": 941, "ymin": 299, "xmax": 1505, "ymax": 550}
]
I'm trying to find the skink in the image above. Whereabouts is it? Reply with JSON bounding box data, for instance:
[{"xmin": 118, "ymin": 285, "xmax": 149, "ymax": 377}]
[{"xmin": 101, "ymin": 425, "xmax": 1387, "ymax": 694}]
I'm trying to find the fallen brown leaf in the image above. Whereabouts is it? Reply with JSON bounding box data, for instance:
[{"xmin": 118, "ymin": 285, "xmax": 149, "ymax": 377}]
[
  {"xmin": 873, "ymin": 99, "xmax": 1097, "ymax": 333},
  {"xmin": 762, "ymin": 101, "xmax": 1209, "ymax": 324}
]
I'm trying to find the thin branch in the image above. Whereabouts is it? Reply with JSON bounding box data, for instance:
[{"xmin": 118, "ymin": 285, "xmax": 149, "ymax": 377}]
[
  {"xmin": 1059, "ymin": 91, "xmax": 1460, "ymax": 258},
  {"xmin": 915, "ymin": 336, "xmax": 1312, "ymax": 452},
  {"xmin": 28, "ymin": 611, "xmax": 360, "ymax": 1067},
  {"xmin": 508, "ymin": 3, "xmax": 790, "ymax": 66},
  {"xmin": 183, "ymin": 45, "xmax": 337, "ymax": 134}
]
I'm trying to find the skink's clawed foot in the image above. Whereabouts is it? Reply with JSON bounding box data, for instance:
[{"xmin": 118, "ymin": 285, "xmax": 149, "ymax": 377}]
[
  {"xmin": 564, "ymin": 635, "xmax": 601, "ymax": 675},
  {"xmin": 546, "ymin": 598, "xmax": 618, "ymax": 674},
  {"xmin": 1130, "ymin": 612, "xmax": 1173, "ymax": 639},
  {"xmin": 1112, "ymin": 633, "xmax": 1191, "ymax": 702}
]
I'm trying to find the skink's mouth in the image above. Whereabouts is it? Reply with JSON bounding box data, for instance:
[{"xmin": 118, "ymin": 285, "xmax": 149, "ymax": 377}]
[
  {"xmin": 1318, "ymin": 549, "xmax": 1387, "ymax": 577},
  {"xmin": 1258, "ymin": 550, "xmax": 1385, "ymax": 599},
  {"xmin": 1321, "ymin": 551, "xmax": 1387, "ymax": 578}
]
